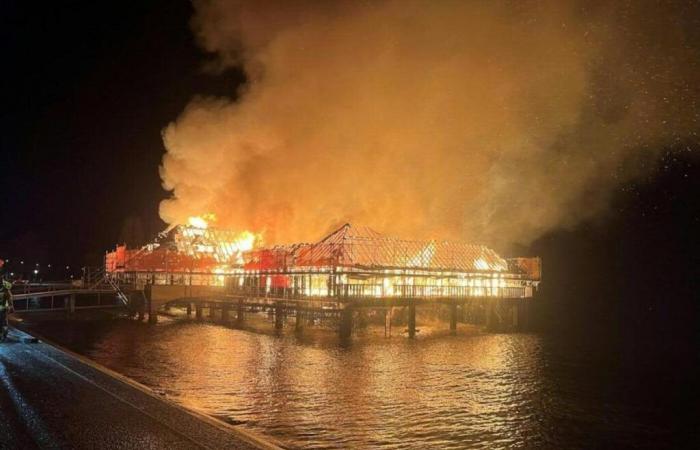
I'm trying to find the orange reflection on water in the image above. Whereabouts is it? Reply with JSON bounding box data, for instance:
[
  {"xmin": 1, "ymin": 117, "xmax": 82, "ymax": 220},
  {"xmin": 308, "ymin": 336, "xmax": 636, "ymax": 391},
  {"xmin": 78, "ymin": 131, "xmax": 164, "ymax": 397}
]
[{"xmin": 58, "ymin": 316, "xmax": 546, "ymax": 448}]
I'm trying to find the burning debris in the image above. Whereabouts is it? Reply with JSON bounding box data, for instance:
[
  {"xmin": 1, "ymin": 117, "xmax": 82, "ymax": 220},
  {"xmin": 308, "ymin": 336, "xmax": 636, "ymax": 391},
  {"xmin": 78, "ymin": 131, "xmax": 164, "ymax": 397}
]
[
  {"xmin": 106, "ymin": 214, "xmax": 261, "ymax": 274},
  {"xmin": 176, "ymin": 215, "xmax": 259, "ymax": 265}
]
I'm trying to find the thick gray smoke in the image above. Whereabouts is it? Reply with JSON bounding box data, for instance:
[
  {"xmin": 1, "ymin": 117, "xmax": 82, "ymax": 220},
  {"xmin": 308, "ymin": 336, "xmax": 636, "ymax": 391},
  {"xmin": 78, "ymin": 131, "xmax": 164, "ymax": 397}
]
[{"xmin": 159, "ymin": 0, "xmax": 699, "ymax": 247}]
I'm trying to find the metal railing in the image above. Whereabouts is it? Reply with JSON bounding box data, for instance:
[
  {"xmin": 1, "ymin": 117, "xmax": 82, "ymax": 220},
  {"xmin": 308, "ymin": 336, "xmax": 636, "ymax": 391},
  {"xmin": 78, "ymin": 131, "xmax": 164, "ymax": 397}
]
[
  {"xmin": 106, "ymin": 269, "xmax": 534, "ymax": 301},
  {"xmin": 227, "ymin": 284, "xmax": 530, "ymax": 300},
  {"xmin": 11, "ymin": 282, "xmax": 76, "ymax": 296},
  {"xmin": 10, "ymin": 289, "xmax": 122, "ymax": 313},
  {"xmin": 8, "ymin": 273, "xmax": 129, "ymax": 312},
  {"xmin": 82, "ymin": 267, "xmax": 130, "ymax": 306}
]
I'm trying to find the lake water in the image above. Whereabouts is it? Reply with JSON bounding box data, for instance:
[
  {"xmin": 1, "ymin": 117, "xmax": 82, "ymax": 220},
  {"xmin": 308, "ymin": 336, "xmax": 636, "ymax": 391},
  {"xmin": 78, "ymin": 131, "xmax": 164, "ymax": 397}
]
[{"xmin": 24, "ymin": 312, "xmax": 693, "ymax": 449}]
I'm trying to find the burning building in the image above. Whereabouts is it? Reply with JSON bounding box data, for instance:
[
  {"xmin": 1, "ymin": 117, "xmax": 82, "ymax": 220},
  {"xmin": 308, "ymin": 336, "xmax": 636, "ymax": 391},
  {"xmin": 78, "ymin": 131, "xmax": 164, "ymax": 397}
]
[{"xmin": 106, "ymin": 222, "xmax": 540, "ymax": 300}]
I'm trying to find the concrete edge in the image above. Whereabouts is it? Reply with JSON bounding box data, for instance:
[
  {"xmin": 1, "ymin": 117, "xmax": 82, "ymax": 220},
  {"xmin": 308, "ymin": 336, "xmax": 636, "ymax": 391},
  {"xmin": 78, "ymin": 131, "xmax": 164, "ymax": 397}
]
[{"xmin": 10, "ymin": 324, "xmax": 286, "ymax": 450}]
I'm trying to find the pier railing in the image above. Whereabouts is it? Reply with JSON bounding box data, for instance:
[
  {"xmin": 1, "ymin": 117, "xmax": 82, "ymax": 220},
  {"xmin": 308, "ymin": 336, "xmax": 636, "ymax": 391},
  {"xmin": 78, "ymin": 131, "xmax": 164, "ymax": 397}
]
[
  {"xmin": 225, "ymin": 284, "xmax": 530, "ymax": 301},
  {"xmin": 107, "ymin": 269, "xmax": 535, "ymax": 302},
  {"xmin": 11, "ymin": 289, "xmax": 122, "ymax": 313},
  {"xmin": 10, "ymin": 279, "xmax": 125, "ymax": 314}
]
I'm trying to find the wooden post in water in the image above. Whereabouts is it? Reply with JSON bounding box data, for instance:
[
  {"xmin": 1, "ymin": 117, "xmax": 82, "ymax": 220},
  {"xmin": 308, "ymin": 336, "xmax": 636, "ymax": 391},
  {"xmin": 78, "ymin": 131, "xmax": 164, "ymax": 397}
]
[
  {"xmin": 147, "ymin": 286, "xmax": 157, "ymax": 324},
  {"xmin": 237, "ymin": 298, "xmax": 244, "ymax": 324},
  {"xmin": 148, "ymin": 304, "xmax": 158, "ymax": 323},
  {"xmin": 136, "ymin": 293, "xmax": 145, "ymax": 321},
  {"xmin": 450, "ymin": 301, "xmax": 458, "ymax": 335},
  {"xmin": 486, "ymin": 299, "xmax": 494, "ymax": 330},
  {"xmin": 186, "ymin": 303, "xmax": 192, "ymax": 317},
  {"xmin": 196, "ymin": 304, "xmax": 203, "ymax": 320},
  {"xmin": 275, "ymin": 301, "xmax": 283, "ymax": 330},
  {"xmin": 295, "ymin": 306, "xmax": 304, "ymax": 332},
  {"xmin": 384, "ymin": 308, "xmax": 391, "ymax": 337},
  {"xmin": 408, "ymin": 300, "xmax": 416, "ymax": 339},
  {"xmin": 339, "ymin": 305, "xmax": 354, "ymax": 340},
  {"xmin": 222, "ymin": 305, "xmax": 230, "ymax": 323}
]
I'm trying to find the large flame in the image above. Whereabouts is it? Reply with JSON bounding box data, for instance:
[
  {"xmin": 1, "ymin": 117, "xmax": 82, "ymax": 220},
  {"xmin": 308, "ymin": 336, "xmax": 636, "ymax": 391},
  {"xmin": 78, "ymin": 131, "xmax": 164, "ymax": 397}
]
[
  {"xmin": 180, "ymin": 213, "xmax": 262, "ymax": 266},
  {"xmin": 188, "ymin": 213, "xmax": 217, "ymax": 229},
  {"xmin": 232, "ymin": 230, "xmax": 257, "ymax": 253}
]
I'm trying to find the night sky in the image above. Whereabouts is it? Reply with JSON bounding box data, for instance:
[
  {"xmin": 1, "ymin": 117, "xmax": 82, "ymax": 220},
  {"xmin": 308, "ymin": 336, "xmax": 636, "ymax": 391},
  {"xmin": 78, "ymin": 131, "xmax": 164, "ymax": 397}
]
[
  {"xmin": 0, "ymin": 1, "xmax": 698, "ymax": 344},
  {"xmin": 1, "ymin": 2, "xmax": 243, "ymax": 269}
]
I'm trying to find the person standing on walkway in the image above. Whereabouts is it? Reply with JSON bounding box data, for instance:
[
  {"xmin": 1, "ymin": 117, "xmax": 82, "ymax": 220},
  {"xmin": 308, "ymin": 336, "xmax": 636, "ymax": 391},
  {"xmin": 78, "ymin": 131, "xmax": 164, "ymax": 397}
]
[{"xmin": 0, "ymin": 279, "xmax": 13, "ymax": 341}]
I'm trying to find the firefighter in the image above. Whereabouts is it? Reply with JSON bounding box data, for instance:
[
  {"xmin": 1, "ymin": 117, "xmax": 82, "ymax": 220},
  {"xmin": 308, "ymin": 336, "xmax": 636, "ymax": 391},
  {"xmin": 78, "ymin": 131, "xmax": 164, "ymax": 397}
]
[{"xmin": 1, "ymin": 279, "xmax": 13, "ymax": 341}]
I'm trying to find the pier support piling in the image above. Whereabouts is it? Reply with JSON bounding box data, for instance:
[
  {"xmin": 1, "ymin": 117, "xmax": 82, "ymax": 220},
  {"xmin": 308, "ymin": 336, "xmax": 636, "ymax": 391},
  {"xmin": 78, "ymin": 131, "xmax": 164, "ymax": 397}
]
[
  {"xmin": 148, "ymin": 308, "xmax": 158, "ymax": 324},
  {"xmin": 408, "ymin": 301, "xmax": 416, "ymax": 339},
  {"xmin": 275, "ymin": 302, "xmax": 283, "ymax": 330},
  {"xmin": 450, "ymin": 302, "xmax": 457, "ymax": 335},
  {"xmin": 295, "ymin": 308, "xmax": 304, "ymax": 332},
  {"xmin": 339, "ymin": 306, "xmax": 354, "ymax": 340},
  {"xmin": 486, "ymin": 300, "xmax": 495, "ymax": 330},
  {"xmin": 237, "ymin": 299, "xmax": 244, "ymax": 324},
  {"xmin": 186, "ymin": 304, "xmax": 192, "ymax": 317},
  {"xmin": 384, "ymin": 308, "xmax": 391, "ymax": 337},
  {"xmin": 146, "ymin": 287, "xmax": 157, "ymax": 324},
  {"xmin": 222, "ymin": 305, "xmax": 230, "ymax": 323},
  {"xmin": 196, "ymin": 304, "xmax": 203, "ymax": 320},
  {"xmin": 134, "ymin": 292, "xmax": 145, "ymax": 321}
]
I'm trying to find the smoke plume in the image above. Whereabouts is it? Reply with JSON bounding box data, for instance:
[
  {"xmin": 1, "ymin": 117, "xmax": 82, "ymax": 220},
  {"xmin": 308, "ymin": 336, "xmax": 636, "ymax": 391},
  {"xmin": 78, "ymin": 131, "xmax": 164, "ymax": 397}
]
[{"xmin": 159, "ymin": 0, "xmax": 699, "ymax": 248}]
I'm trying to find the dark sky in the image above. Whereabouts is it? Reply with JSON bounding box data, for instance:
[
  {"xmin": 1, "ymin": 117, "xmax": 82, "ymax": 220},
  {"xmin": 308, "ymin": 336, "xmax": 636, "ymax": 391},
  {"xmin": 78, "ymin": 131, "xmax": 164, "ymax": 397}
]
[
  {"xmin": 0, "ymin": 1, "xmax": 243, "ymax": 268},
  {"xmin": 0, "ymin": 0, "xmax": 698, "ymax": 343}
]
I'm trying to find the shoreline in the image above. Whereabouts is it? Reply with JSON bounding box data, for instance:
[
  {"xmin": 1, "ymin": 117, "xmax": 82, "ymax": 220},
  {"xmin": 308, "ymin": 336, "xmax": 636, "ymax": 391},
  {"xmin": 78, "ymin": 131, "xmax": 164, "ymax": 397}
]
[{"xmin": 6, "ymin": 323, "xmax": 286, "ymax": 450}]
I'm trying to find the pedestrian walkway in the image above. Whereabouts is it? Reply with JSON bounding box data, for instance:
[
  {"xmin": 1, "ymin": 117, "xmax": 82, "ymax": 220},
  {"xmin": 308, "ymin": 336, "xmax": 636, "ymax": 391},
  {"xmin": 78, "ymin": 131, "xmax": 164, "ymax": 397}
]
[{"xmin": 0, "ymin": 328, "xmax": 281, "ymax": 449}]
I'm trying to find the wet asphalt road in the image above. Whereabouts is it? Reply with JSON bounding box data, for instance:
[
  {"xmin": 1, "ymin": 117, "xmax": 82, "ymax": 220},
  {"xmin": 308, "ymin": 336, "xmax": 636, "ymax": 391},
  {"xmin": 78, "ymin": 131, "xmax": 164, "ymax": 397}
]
[{"xmin": 0, "ymin": 329, "xmax": 274, "ymax": 450}]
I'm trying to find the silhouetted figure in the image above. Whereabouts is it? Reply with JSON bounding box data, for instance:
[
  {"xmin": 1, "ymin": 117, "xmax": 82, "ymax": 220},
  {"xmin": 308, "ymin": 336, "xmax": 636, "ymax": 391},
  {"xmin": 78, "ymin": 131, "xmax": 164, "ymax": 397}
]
[{"xmin": 0, "ymin": 279, "xmax": 14, "ymax": 341}]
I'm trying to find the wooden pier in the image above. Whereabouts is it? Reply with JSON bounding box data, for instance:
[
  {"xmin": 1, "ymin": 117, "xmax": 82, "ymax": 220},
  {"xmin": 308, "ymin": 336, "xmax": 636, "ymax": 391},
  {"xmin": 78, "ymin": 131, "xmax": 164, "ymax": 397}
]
[{"xmin": 139, "ymin": 283, "xmax": 534, "ymax": 338}]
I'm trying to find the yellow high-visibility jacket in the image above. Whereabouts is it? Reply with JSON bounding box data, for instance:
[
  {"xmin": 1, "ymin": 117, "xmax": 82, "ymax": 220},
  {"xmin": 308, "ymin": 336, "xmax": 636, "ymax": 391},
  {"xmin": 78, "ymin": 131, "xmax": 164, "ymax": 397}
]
[{"xmin": 0, "ymin": 291, "xmax": 11, "ymax": 312}]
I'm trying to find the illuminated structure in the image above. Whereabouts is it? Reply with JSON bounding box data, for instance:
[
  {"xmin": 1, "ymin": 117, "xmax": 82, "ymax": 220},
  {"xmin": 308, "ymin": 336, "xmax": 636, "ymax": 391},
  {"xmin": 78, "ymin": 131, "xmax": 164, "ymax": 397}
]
[
  {"xmin": 237, "ymin": 224, "xmax": 540, "ymax": 299},
  {"xmin": 106, "ymin": 223, "xmax": 540, "ymax": 300}
]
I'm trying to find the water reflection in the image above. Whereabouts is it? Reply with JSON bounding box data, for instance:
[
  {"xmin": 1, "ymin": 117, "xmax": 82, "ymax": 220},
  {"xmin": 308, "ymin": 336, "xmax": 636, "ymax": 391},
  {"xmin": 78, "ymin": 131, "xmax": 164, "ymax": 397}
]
[{"xmin": 28, "ymin": 316, "xmax": 676, "ymax": 449}]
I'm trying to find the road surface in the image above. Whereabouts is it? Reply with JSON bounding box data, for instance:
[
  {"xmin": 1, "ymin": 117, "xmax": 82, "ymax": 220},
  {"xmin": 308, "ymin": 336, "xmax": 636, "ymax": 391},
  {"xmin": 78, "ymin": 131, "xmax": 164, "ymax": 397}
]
[{"xmin": 0, "ymin": 328, "xmax": 280, "ymax": 449}]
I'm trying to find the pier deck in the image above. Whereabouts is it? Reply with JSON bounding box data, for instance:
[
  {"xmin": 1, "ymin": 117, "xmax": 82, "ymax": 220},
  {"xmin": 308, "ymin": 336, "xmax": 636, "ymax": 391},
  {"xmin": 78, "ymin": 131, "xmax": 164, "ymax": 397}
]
[{"xmin": 0, "ymin": 328, "xmax": 280, "ymax": 450}]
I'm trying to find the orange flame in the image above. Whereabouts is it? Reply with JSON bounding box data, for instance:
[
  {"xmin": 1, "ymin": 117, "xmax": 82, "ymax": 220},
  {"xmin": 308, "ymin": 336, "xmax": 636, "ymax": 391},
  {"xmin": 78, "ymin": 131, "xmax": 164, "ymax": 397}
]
[{"xmin": 187, "ymin": 213, "xmax": 218, "ymax": 229}]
